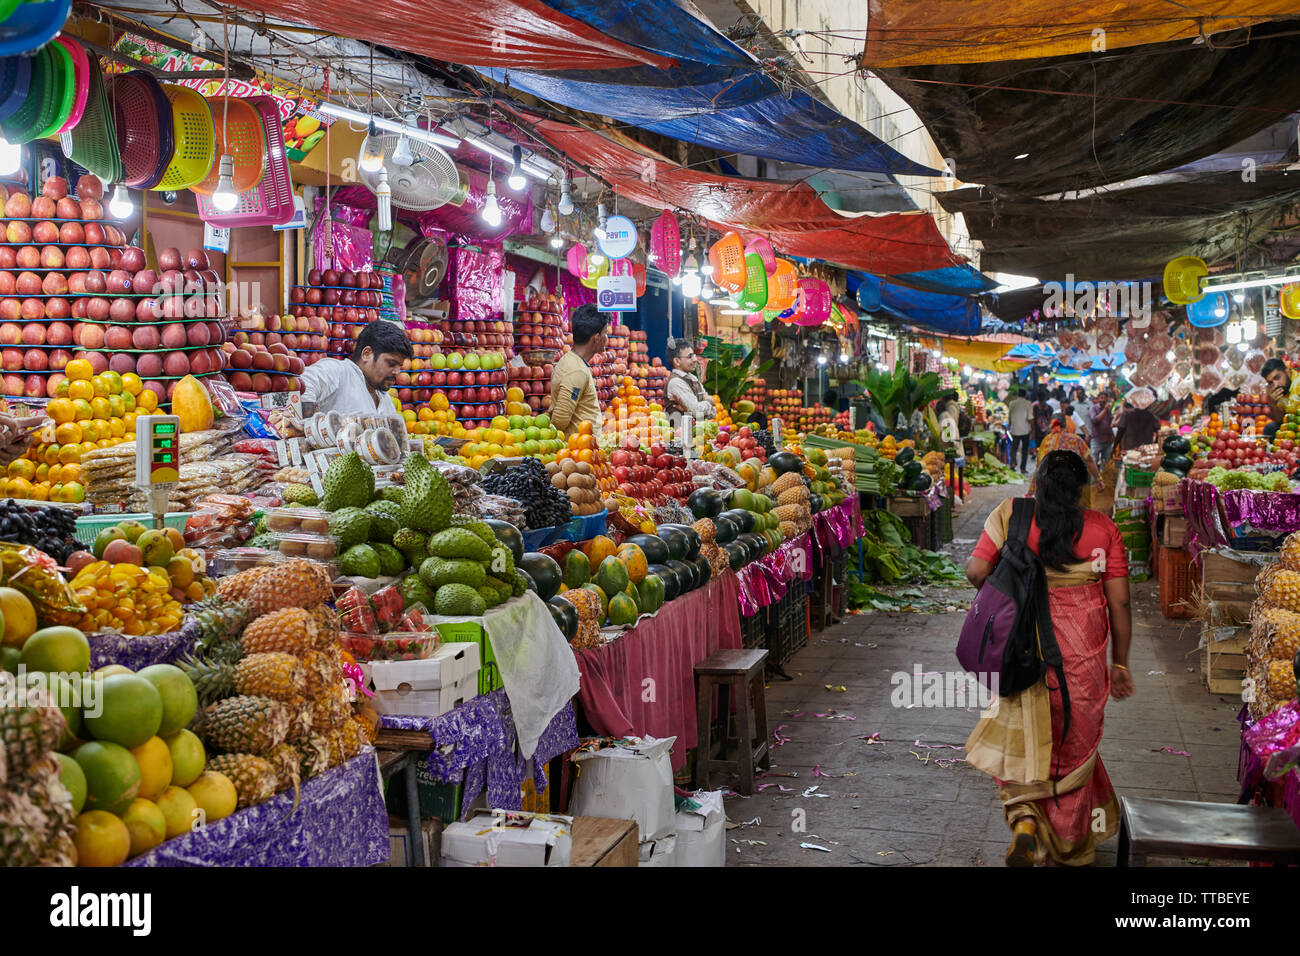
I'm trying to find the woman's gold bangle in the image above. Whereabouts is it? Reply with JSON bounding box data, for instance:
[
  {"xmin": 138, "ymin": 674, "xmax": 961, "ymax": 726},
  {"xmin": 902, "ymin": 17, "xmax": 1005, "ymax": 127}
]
[{"xmin": 1112, "ymin": 663, "xmax": 1129, "ymax": 671}]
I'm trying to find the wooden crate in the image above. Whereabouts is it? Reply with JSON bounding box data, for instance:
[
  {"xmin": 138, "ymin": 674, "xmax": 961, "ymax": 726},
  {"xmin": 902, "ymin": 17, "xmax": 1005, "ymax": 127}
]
[
  {"xmin": 1202, "ymin": 625, "xmax": 1248, "ymax": 695},
  {"xmin": 570, "ymin": 817, "xmax": 638, "ymax": 867},
  {"xmin": 887, "ymin": 495, "xmax": 928, "ymax": 518},
  {"xmin": 1160, "ymin": 516, "xmax": 1187, "ymax": 549}
]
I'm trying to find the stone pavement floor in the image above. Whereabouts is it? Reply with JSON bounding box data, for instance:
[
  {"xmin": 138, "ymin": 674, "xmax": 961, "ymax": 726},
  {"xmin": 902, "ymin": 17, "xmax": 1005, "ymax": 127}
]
[{"xmin": 722, "ymin": 483, "xmax": 1245, "ymax": 867}]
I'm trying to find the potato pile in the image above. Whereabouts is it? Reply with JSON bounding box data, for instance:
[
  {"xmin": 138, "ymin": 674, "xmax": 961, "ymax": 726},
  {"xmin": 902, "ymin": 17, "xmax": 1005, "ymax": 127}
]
[{"xmin": 547, "ymin": 458, "xmax": 603, "ymax": 516}]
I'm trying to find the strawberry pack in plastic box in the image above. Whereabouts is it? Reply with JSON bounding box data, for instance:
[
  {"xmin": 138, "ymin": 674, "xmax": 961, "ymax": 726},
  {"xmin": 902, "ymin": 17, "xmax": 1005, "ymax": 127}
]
[{"xmin": 339, "ymin": 584, "xmax": 438, "ymax": 660}]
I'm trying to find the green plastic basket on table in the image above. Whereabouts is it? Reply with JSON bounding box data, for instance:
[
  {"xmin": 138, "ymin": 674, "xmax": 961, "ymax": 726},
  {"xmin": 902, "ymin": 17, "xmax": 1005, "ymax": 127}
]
[{"xmin": 73, "ymin": 512, "xmax": 192, "ymax": 548}]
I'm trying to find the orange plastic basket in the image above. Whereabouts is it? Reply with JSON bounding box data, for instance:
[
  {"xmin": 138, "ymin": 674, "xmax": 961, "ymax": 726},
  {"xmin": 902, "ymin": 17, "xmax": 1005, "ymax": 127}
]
[
  {"xmin": 708, "ymin": 231, "xmax": 746, "ymax": 293},
  {"xmin": 191, "ymin": 96, "xmax": 265, "ymax": 195},
  {"xmin": 766, "ymin": 258, "xmax": 798, "ymax": 311}
]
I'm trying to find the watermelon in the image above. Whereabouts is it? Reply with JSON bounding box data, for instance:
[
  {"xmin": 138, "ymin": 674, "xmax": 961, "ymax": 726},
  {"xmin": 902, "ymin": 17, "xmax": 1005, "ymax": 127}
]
[
  {"xmin": 768, "ymin": 451, "xmax": 802, "ymax": 475},
  {"xmin": 649, "ymin": 563, "xmax": 680, "ymax": 601},
  {"xmin": 546, "ymin": 596, "xmax": 578, "ymax": 640},
  {"xmin": 667, "ymin": 559, "xmax": 697, "ymax": 592},
  {"xmin": 713, "ymin": 514, "xmax": 738, "ymax": 545},
  {"xmin": 725, "ymin": 541, "xmax": 747, "ymax": 571},
  {"xmin": 720, "ymin": 508, "xmax": 754, "ymax": 534},
  {"xmin": 658, "ymin": 527, "xmax": 690, "ymax": 562},
  {"xmin": 484, "ymin": 519, "xmax": 524, "ymax": 564},
  {"xmin": 1162, "ymin": 435, "xmax": 1191, "ymax": 456},
  {"xmin": 687, "ymin": 488, "xmax": 725, "ymax": 519},
  {"xmin": 1161, "ymin": 454, "xmax": 1193, "ymax": 476},
  {"xmin": 659, "ymin": 524, "xmax": 701, "ymax": 560},
  {"xmin": 692, "ymin": 555, "xmax": 712, "ymax": 586},
  {"xmin": 519, "ymin": 553, "xmax": 562, "ymax": 601},
  {"xmin": 626, "ymin": 534, "xmax": 669, "ymax": 566},
  {"xmin": 895, "ymin": 446, "xmax": 915, "ymax": 465}
]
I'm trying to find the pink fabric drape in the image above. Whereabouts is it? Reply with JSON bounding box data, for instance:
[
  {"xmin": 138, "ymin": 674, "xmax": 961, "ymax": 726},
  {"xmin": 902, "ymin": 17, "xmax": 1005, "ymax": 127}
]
[{"xmin": 572, "ymin": 571, "xmax": 743, "ymax": 770}]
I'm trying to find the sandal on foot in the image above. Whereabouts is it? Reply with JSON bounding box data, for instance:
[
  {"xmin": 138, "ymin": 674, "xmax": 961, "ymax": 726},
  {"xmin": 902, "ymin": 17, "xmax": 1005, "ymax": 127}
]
[{"xmin": 1006, "ymin": 819, "xmax": 1037, "ymax": 867}]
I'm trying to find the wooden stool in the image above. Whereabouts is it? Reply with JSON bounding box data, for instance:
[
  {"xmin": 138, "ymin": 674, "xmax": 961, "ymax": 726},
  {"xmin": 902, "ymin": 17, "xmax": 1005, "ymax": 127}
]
[
  {"xmin": 694, "ymin": 649, "xmax": 770, "ymax": 796},
  {"xmin": 1118, "ymin": 796, "xmax": 1300, "ymax": 866}
]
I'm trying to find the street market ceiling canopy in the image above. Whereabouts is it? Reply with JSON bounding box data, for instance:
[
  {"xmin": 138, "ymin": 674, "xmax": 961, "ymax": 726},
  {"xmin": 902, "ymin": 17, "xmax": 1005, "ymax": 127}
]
[
  {"xmin": 524, "ymin": 114, "xmax": 960, "ymax": 275},
  {"xmin": 480, "ymin": 62, "xmax": 937, "ymax": 175},
  {"xmin": 888, "ymin": 264, "xmax": 998, "ymax": 296},
  {"xmin": 939, "ymin": 170, "xmax": 1300, "ymax": 280},
  {"xmin": 222, "ymin": 0, "xmax": 675, "ymax": 70},
  {"xmin": 861, "ymin": 0, "xmax": 1296, "ymax": 67},
  {"xmin": 540, "ymin": 0, "xmax": 752, "ymax": 67},
  {"xmin": 875, "ymin": 20, "xmax": 1300, "ymax": 194},
  {"xmin": 917, "ymin": 337, "xmax": 1025, "ymax": 373},
  {"xmin": 849, "ymin": 272, "xmax": 981, "ymax": 335}
]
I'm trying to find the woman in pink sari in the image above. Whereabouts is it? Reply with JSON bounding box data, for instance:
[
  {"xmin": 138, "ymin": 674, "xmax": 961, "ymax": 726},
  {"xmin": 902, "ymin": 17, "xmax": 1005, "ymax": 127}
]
[{"xmin": 964, "ymin": 450, "xmax": 1136, "ymax": 866}]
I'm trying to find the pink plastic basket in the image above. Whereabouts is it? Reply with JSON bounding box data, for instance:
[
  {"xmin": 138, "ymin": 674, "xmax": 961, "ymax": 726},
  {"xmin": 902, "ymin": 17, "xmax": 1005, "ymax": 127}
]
[
  {"xmin": 745, "ymin": 236, "xmax": 777, "ymax": 275},
  {"xmin": 53, "ymin": 37, "xmax": 88, "ymax": 133},
  {"xmin": 566, "ymin": 242, "xmax": 589, "ymax": 279},
  {"xmin": 197, "ymin": 96, "xmax": 293, "ymax": 226},
  {"xmin": 794, "ymin": 277, "xmax": 832, "ymax": 326},
  {"xmin": 650, "ymin": 210, "xmax": 680, "ymax": 276}
]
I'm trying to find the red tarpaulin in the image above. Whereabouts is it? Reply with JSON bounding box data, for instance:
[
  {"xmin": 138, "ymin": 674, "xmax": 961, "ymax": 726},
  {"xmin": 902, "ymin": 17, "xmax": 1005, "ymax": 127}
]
[
  {"xmin": 529, "ymin": 116, "xmax": 959, "ymax": 275},
  {"xmin": 225, "ymin": 0, "xmax": 674, "ymax": 70}
]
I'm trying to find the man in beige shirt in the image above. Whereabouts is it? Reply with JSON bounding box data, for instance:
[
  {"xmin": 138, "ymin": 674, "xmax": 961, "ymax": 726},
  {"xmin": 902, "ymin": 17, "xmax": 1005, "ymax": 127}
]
[{"xmin": 549, "ymin": 303, "xmax": 606, "ymax": 437}]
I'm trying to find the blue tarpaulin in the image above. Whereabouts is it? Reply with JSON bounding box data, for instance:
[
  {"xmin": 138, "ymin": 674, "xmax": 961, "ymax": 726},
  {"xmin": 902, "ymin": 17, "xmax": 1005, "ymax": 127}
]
[
  {"xmin": 889, "ymin": 264, "xmax": 998, "ymax": 296},
  {"xmin": 482, "ymin": 63, "xmax": 938, "ymax": 176},
  {"xmin": 541, "ymin": 0, "xmax": 753, "ymax": 66},
  {"xmin": 849, "ymin": 272, "xmax": 981, "ymax": 334}
]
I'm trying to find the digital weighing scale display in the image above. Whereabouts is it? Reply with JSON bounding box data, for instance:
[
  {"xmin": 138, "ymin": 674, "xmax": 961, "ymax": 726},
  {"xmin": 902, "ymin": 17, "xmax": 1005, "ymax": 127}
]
[{"xmin": 136, "ymin": 415, "xmax": 181, "ymax": 485}]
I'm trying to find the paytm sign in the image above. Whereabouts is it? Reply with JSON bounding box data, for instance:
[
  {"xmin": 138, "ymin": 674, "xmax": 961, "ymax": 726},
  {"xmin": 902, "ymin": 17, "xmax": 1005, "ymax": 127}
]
[
  {"xmin": 596, "ymin": 214, "xmax": 638, "ymax": 260},
  {"xmin": 597, "ymin": 274, "xmax": 637, "ymax": 312}
]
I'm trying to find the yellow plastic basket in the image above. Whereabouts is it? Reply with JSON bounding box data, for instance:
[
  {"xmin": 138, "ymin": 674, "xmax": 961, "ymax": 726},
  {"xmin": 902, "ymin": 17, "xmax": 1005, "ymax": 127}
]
[
  {"xmin": 191, "ymin": 95, "xmax": 264, "ymax": 195},
  {"xmin": 153, "ymin": 84, "xmax": 215, "ymax": 191}
]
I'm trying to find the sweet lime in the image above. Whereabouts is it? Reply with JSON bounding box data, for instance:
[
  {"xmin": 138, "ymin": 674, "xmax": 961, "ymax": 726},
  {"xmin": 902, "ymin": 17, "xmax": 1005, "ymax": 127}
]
[
  {"xmin": 187, "ymin": 771, "xmax": 237, "ymax": 823},
  {"xmin": 121, "ymin": 798, "xmax": 166, "ymax": 858},
  {"xmin": 135, "ymin": 664, "xmax": 197, "ymax": 736},
  {"xmin": 54, "ymin": 753, "xmax": 87, "ymax": 815},
  {"xmin": 154, "ymin": 785, "xmax": 197, "ymax": 839},
  {"xmin": 73, "ymin": 810, "xmax": 131, "ymax": 867},
  {"xmin": 0, "ymin": 586, "xmax": 38, "ymax": 647},
  {"xmin": 19, "ymin": 625, "xmax": 90, "ymax": 673},
  {"xmin": 73, "ymin": 740, "xmax": 141, "ymax": 815},
  {"xmin": 82, "ymin": 673, "xmax": 162, "ymax": 748},
  {"xmin": 129, "ymin": 736, "xmax": 173, "ymax": 799},
  {"xmin": 163, "ymin": 729, "xmax": 205, "ymax": 787}
]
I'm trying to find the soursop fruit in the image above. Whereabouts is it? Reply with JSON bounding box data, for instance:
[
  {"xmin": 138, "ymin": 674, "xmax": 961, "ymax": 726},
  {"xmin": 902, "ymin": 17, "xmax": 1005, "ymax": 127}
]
[
  {"xmin": 369, "ymin": 499, "xmax": 401, "ymax": 518},
  {"xmin": 323, "ymin": 451, "xmax": 374, "ymax": 510},
  {"xmin": 283, "ymin": 483, "xmax": 319, "ymax": 506},
  {"xmin": 427, "ymin": 528, "xmax": 491, "ymax": 562},
  {"xmin": 400, "ymin": 454, "xmax": 452, "ymax": 533},
  {"xmin": 483, "ymin": 575, "xmax": 512, "ymax": 605},
  {"xmin": 393, "ymin": 528, "xmax": 428, "ymax": 566},
  {"xmin": 253, "ymin": 513, "xmax": 269, "ymax": 536},
  {"xmin": 435, "ymin": 583, "xmax": 486, "ymax": 617},
  {"xmin": 249, "ymin": 533, "xmax": 275, "ymax": 550},
  {"xmin": 487, "ymin": 543, "xmax": 515, "ymax": 579},
  {"xmin": 339, "ymin": 543, "xmax": 381, "ymax": 578},
  {"xmin": 450, "ymin": 516, "xmax": 495, "ymax": 546},
  {"xmin": 364, "ymin": 505, "xmax": 399, "ymax": 544},
  {"xmin": 329, "ymin": 507, "xmax": 372, "ymax": 550},
  {"xmin": 477, "ymin": 585, "xmax": 504, "ymax": 609},
  {"xmin": 372, "ymin": 542, "xmax": 405, "ymax": 577},
  {"xmin": 511, "ymin": 569, "xmax": 529, "ymax": 597},
  {"xmin": 399, "ymin": 574, "xmax": 435, "ymax": 610},
  {"xmin": 418, "ymin": 556, "xmax": 486, "ymax": 590},
  {"xmin": 380, "ymin": 486, "xmax": 406, "ymax": 506}
]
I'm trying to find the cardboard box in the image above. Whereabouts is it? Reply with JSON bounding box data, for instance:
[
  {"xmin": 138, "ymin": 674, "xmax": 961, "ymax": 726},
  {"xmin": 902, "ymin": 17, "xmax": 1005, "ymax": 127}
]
[
  {"xmin": 367, "ymin": 645, "xmax": 481, "ymax": 717},
  {"xmin": 440, "ymin": 811, "xmax": 573, "ymax": 867},
  {"xmin": 1201, "ymin": 624, "xmax": 1248, "ymax": 695},
  {"xmin": 570, "ymin": 817, "xmax": 638, "ymax": 867},
  {"xmin": 637, "ymin": 834, "xmax": 677, "ymax": 868},
  {"xmin": 383, "ymin": 815, "xmax": 442, "ymax": 867},
  {"xmin": 674, "ymin": 790, "xmax": 726, "ymax": 867},
  {"xmin": 1161, "ymin": 516, "xmax": 1187, "ymax": 549},
  {"xmin": 568, "ymin": 736, "xmax": 676, "ymax": 843}
]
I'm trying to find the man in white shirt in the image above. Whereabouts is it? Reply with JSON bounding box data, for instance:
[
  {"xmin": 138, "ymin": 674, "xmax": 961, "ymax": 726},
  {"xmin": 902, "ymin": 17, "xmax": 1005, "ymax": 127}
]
[
  {"xmin": 665, "ymin": 339, "xmax": 715, "ymax": 429},
  {"xmin": 300, "ymin": 321, "xmax": 411, "ymax": 422},
  {"xmin": 1007, "ymin": 388, "xmax": 1033, "ymax": 473}
]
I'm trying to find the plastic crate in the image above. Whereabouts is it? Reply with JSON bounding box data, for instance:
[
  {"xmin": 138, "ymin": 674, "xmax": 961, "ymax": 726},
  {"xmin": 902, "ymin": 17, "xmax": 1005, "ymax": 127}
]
[
  {"xmin": 73, "ymin": 511, "xmax": 192, "ymax": 547},
  {"xmin": 741, "ymin": 608, "xmax": 766, "ymax": 649},
  {"xmin": 1158, "ymin": 546, "xmax": 1194, "ymax": 619},
  {"xmin": 939, "ymin": 495, "xmax": 954, "ymax": 543},
  {"xmin": 560, "ymin": 509, "xmax": 608, "ymax": 543},
  {"xmin": 1124, "ymin": 466, "xmax": 1155, "ymax": 488}
]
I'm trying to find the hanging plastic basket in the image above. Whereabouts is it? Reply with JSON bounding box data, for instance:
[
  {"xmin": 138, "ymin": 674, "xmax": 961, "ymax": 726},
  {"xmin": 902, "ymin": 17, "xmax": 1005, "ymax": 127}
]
[
  {"xmin": 632, "ymin": 261, "xmax": 647, "ymax": 297},
  {"xmin": 1281, "ymin": 285, "xmax": 1300, "ymax": 320},
  {"xmin": 61, "ymin": 53, "xmax": 123, "ymax": 184},
  {"xmin": 745, "ymin": 312, "xmax": 764, "ymax": 327},
  {"xmin": 1187, "ymin": 291, "xmax": 1231, "ymax": 327},
  {"xmin": 191, "ymin": 96, "xmax": 265, "ymax": 195},
  {"xmin": 0, "ymin": 54, "xmax": 31, "ymax": 123},
  {"xmin": 794, "ymin": 277, "xmax": 832, "ymax": 326},
  {"xmin": 708, "ymin": 231, "xmax": 747, "ymax": 293},
  {"xmin": 33, "ymin": 39, "xmax": 75, "ymax": 140},
  {"xmin": 745, "ymin": 236, "xmax": 777, "ymax": 275},
  {"xmin": 0, "ymin": 0, "xmax": 71, "ymax": 56},
  {"xmin": 566, "ymin": 242, "xmax": 589, "ymax": 279},
  {"xmin": 111, "ymin": 72, "xmax": 175, "ymax": 189},
  {"xmin": 736, "ymin": 252, "xmax": 769, "ymax": 312},
  {"xmin": 1, "ymin": 45, "xmax": 57, "ymax": 144},
  {"xmin": 650, "ymin": 210, "xmax": 680, "ymax": 277},
  {"xmin": 766, "ymin": 258, "xmax": 798, "ymax": 311},
  {"xmin": 580, "ymin": 254, "xmax": 609, "ymax": 289},
  {"xmin": 153, "ymin": 84, "xmax": 215, "ymax": 191},
  {"xmin": 1163, "ymin": 255, "xmax": 1207, "ymax": 305},
  {"xmin": 196, "ymin": 96, "xmax": 294, "ymax": 226},
  {"xmin": 53, "ymin": 37, "xmax": 89, "ymax": 134}
]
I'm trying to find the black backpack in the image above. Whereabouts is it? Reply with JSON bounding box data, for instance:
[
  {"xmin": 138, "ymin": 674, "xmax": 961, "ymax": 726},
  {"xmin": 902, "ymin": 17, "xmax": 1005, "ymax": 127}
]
[{"xmin": 956, "ymin": 498, "xmax": 1071, "ymax": 737}]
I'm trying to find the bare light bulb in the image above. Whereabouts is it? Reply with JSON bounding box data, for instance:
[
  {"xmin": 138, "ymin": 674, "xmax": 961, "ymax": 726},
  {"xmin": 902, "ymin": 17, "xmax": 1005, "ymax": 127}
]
[
  {"xmin": 109, "ymin": 184, "xmax": 133, "ymax": 219},
  {"xmin": 539, "ymin": 205, "xmax": 556, "ymax": 234},
  {"xmin": 390, "ymin": 134, "xmax": 415, "ymax": 168},
  {"xmin": 681, "ymin": 272, "xmax": 702, "ymax": 298},
  {"xmin": 211, "ymin": 154, "xmax": 239, "ymax": 212},
  {"xmin": 359, "ymin": 120, "xmax": 385, "ymax": 173},
  {"xmin": 375, "ymin": 167, "xmax": 392, "ymax": 231},
  {"xmin": 557, "ymin": 174, "xmax": 574, "ymax": 216},
  {"xmin": 549, "ymin": 233, "xmax": 563, "ymax": 249},
  {"xmin": 482, "ymin": 180, "xmax": 502, "ymax": 227},
  {"xmin": 508, "ymin": 145, "xmax": 527, "ymax": 192}
]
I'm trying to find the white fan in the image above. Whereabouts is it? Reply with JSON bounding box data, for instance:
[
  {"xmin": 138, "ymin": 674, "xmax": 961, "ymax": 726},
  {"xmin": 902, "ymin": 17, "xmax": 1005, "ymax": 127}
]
[{"xmin": 360, "ymin": 134, "xmax": 460, "ymax": 212}]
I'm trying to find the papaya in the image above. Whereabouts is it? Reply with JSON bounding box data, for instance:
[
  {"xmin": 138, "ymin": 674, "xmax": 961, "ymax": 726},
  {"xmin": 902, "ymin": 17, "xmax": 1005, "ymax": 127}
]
[
  {"xmin": 608, "ymin": 591, "xmax": 639, "ymax": 627},
  {"xmin": 580, "ymin": 534, "xmax": 618, "ymax": 568},
  {"xmin": 616, "ymin": 543, "xmax": 648, "ymax": 583},
  {"xmin": 172, "ymin": 375, "xmax": 214, "ymax": 433},
  {"xmin": 563, "ymin": 550, "xmax": 591, "ymax": 590},
  {"xmin": 595, "ymin": 556, "xmax": 630, "ymax": 596}
]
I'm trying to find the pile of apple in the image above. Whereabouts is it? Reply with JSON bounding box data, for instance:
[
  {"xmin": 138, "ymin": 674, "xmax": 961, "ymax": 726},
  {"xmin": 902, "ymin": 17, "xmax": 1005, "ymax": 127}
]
[
  {"xmin": 506, "ymin": 363, "xmax": 554, "ymax": 413},
  {"xmin": 288, "ymin": 269, "xmax": 385, "ymax": 358},
  {"xmin": 711, "ymin": 425, "xmax": 768, "ymax": 463},
  {"xmin": 221, "ymin": 337, "xmax": 303, "ymax": 393},
  {"xmin": 1202, "ymin": 429, "xmax": 1298, "ymax": 471},
  {"xmin": 514, "ymin": 290, "xmax": 566, "ymax": 354},
  {"xmin": 231, "ymin": 313, "xmax": 327, "ymax": 360},
  {"xmin": 395, "ymin": 350, "xmax": 509, "ymax": 424},
  {"xmin": 609, "ymin": 439, "xmax": 693, "ymax": 505},
  {"xmin": 430, "ymin": 316, "xmax": 513, "ymax": 355}
]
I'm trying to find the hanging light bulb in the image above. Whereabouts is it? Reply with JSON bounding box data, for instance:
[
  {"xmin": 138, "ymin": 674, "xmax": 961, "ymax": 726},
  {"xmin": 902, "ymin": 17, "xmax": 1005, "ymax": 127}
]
[
  {"xmin": 211, "ymin": 154, "xmax": 239, "ymax": 212},
  {"xmin": 359, "ymin": 119, "xmax": 385, "ymax": 173},
  {"xmin": 109, "ymin": 184, "xmax": 133, "ymax": 219},
  {"xmin": 1242, "ymin": 316, "xmax": 1258, "ymax": 340},
  {"xmin": 390, "ymin": 133, "xmax": 415, "ymax": 168},
  {"xmin": 700, "ymin": 276, "xmax": 714, "ymax": 301},
  {"xmin": 839, "ymin": 351, "xmax": 850, "ymax": 363},
  {"xmin": 816, "ymin": 354, "xmax": 827, "ymax": 366},
  {"xmin": 592, "ymin": 203, "xmax": 608, "ymax": 240},
  {"xmin": 539, "ymin": 204, "xmax": 556, "ymax": 235},
  {"xmin": 1226, "ymin": 320, "xmax": 1243, "ymax": 344},
  {"xmin": 681, "ymin": 271, "xmax": 702, "ymax": 298},
  {"xmin": 508, "ymin": 145, "xmax": 527, "ymax": 192},
  {"xmin": 482, "ymin": 180, "xmax": 503, "ymax": 227},
  {"xmin": 0, "ymin": 136, "xmax": 18, "ymax": 176},
  {"xmin": 557, "ymin": 173, "xmax": 574, "ymax": 216},
  {"xmin": 549, "ymin": 233, "xmax": 564, "ymax": 250},
  {"xmin": 375, "ymin": 167, "xmax": 392, "ymax": 231}
]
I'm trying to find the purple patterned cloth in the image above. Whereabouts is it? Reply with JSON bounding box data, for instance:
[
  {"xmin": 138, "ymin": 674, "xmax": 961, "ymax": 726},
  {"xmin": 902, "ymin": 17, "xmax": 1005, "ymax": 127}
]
[
  {"xmin": 379, "ymin": 690, "xmax": 578, "ymax": 818},
  {"xmin": 88, "ymin": 619, "xmax": 199, "ymax": 671},
  {"xmin": 1221, "ymin": 488, "xmax": 1300, "ymax": 536},
  {"xmin": 125, "ymin": 752, "xmax": 389, "ymax": 866}
]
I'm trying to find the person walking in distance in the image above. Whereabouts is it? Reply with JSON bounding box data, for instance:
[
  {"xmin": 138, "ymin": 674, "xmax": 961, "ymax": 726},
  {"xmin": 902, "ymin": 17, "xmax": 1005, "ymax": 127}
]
[{"xmin": 1007, "ymin": 388, "xmax": 1033, "ymax": 473}]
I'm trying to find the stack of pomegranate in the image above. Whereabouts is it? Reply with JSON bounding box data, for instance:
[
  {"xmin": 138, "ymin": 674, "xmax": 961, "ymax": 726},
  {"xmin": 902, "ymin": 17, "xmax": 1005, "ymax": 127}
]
[
  {"xmin": 288, "ymin": 267, "xmax": 384, "ymax": 359},
  {"xmin": 0, "ymin": 174, "xmax": 231, "ymax": 405},
  {"xmin": 506, "ymin": 362, "xmax": 554, "ymax": 413},
  {"xmin": 514, "ymin": 290, "xmax": 565, "ymax": 358}
]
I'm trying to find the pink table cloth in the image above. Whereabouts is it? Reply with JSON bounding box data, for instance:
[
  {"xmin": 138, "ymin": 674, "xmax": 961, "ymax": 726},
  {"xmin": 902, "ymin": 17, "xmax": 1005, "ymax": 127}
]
[{"xmin": 572, "ymin": 571, "xmax": 743, "ymax": 770}]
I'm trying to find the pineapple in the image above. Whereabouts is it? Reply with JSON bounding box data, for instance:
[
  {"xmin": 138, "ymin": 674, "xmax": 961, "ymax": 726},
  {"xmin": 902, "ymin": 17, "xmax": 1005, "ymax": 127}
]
[
  {"xmin": 244, "ymin": 559, "xmax": 333, "ymax": 617},
  {"xmin": 777, "ymin": 485, "xmax": 810, "ymax": 507},
  {"xmin": 308, "ymin": 604, "xmax": 340, "ymax": 648},
  {"xmin": 195, "ymin": 696, "xmax": 291, "ymax": 755},
  {"xmin": 772, "ymin": 472, "xmax": 803, "ymax": 495},
  {"xmin": 205, "ymin": 753, "xmax": 278, "ymax": 808},
  {"xmin": 216, "ymin": 565, "xmax": 275, "ymax": 604},
  {"xmin": 339, "ymin": 718, "xmax": 365, "ymax": 760},
  {"xmin": 192, "ymin": 596, "xmax": 250, "ymax": 652},
  {"xmin": 182, "ymin": 652, "xmax": 307, "ymax": 704},
  {"xmin": 284, "ymin": 697, "xmax": 314, "ymax": 742},
  {"xmin": 264, "ymin": 742, "xmax": 302, "ymax": 793},
  {"xmin": 242, "ymin": 607, "xmax": 319, "ymax": 657},
  {"xmin": 1262, "ymin": 569, "xmax": 1300, "ymax": 613},
  {"xmin": 774, "ymin": 503, "xmax": 805, "ymax": 523},
  {"xmin": 0, "ymin": 789, "xmax": 53, "ymax": 867},
  {"xmin": 691, "ymin": 519, "xmax": 716, "ymax": 544},
  {"xmin": 1253, "ymin": 607, "xmax": 1300, "ymax": 660},
  {"xmin": 0, "ymin": 703, "xmax": 66, "ymax": 778},
  {"xmin": 293, "ymin": 735, "xmax": 331, "ymax": 779},
  {"xmin": 301, "ymin": 650, "xmax": 341, "ymax": 697},
  {"xmin": 1267, "ymin": 659, "xmax": 1297, "ymax": 699},
  {"xmin": 1281, "ymin": 532, "xmax": 1300, "ymax": 572}
]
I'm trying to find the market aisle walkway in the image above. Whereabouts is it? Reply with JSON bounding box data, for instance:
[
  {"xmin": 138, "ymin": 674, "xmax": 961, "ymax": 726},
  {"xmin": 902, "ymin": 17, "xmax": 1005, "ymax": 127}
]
[{"xmin": 723, "ymin": 484, "xmax": 1245, "ymax": 866}]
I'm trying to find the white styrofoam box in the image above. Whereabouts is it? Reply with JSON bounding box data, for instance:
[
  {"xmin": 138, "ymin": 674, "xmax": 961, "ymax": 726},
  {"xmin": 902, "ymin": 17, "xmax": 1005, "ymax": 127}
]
[
  {"xmin": 568, "ymin": 736, "xmax": 676, "ymax": 842},
  {"xmin": 674, "ymin": 790, "xmax": 725, "ymax": 867},
  {"xmin": 370, "ymin": 672, "xmax": 477, "ymax": 718},
  {"xmin": 637, "ymin": 834, "xmax": 677, "ymax": 868},
  {"xmin": 440, "ymin": 811, "xmax": 573, "ymax": 867}
]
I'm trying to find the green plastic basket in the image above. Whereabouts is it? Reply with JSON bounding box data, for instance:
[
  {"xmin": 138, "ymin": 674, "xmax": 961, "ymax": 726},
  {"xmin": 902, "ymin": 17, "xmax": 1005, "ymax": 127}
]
[
  {"xmin": 73, "ymin": 511, "xmax": 192, "ymax": 547},
  {"xmin": 1124, "ymin": 465, "xmax": 1155, "ymax": 488},
  {"xmin": 0, "ymin": 44, "xmax": 54, "ymax": 143},
  {"xmin": 736, "ymin": 251, "xmax": 769, "ymax": 312},
  {"xmin": 61, "ymin": 53, "xmax": 123, "ymax": 183},
  {"xmin": 32, "ymin": 36, "xmax": 73, "ymax": 139}
]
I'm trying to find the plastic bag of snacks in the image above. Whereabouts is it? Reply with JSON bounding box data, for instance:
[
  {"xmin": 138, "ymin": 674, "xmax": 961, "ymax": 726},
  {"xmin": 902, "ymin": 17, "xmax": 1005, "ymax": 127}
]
[{"xmin": 0, "ymin": 543, "xmax": 85, "ymax": 625}]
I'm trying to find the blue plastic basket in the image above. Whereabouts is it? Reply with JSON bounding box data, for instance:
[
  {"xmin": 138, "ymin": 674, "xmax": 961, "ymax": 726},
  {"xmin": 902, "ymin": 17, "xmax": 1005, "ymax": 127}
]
[
  {"xmin": 0, "ymin": 0, "xmax": 71, "ymax": 56},
  {"xmin": 561, "ymin": 509, "xmax": 609, "ymax": 543},
  {"xmin": 521, "ymin": 524, "xmax": 565, "ymax": 551},
  {"xmin": 0, "ymin": 53, "xmax": 30, "ymax": 121}
]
